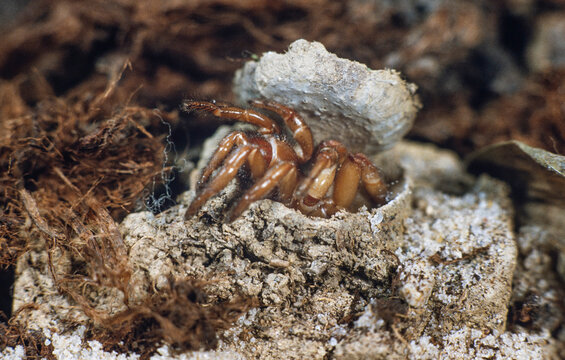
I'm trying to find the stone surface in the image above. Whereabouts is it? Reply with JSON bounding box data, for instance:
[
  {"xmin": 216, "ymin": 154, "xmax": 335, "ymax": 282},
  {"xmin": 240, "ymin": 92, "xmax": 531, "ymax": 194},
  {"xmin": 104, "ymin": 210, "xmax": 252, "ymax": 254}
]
[
  {"xmin": 11, "ymin": 240, "xmax": 91, "ymax": 332},
  {"xmin": 333, "ymin": 326, "xmax": 549, "ymax": 360},
  {"xmin": 467, "ymin": 140, "xmax": 565, "ymax": 206},
  {"xmin": 233, "ymin": 39, "xmax": 420, "ymax": 154}
]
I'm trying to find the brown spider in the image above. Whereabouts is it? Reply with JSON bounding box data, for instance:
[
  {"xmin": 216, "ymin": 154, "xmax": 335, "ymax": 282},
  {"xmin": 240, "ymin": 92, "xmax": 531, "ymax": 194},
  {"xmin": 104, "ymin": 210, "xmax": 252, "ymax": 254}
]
[{"xmin": 184, "ymin": 99, "xmax": 387, "ymax": 222}]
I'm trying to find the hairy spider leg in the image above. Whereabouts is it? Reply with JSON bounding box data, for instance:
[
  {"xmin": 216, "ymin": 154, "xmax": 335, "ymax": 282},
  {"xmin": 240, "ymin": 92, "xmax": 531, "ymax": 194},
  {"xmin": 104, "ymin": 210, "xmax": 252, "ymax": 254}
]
[
  {"xmin": 183, "ymin": 100, "xmax": 280, "ymax": 134},
  {"xmin": 185, "ymin": 145, "xmax": 255, "ymax": 219},
  {"xmin": 229, "ymin": 162, "xmax": 297, "ymax": 222},
  {"xmin": 250, "ymin": 100, "xmax": 314, "ymax": 163}
]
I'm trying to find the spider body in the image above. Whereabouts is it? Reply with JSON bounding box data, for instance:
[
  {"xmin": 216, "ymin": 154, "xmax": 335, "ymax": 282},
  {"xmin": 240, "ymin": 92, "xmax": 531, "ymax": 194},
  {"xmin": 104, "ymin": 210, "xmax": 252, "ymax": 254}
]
[{"xmin": 184, "ymin": 99, "xmax": 386, "ymax": 221}]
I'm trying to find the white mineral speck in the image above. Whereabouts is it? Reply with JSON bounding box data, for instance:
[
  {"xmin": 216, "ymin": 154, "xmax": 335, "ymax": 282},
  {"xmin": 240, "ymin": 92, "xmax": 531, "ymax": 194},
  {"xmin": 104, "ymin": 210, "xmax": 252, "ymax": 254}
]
[{"xmin": 0, "ymin": 345, "xmax": 26, "ymax": 360}]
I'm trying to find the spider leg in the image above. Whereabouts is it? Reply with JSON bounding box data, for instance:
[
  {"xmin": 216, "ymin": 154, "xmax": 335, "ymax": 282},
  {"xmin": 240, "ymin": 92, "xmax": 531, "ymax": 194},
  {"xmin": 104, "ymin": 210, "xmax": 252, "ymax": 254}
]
[
  {"xmin": 355, "ymin": 153, "xmax": 387, "ymax": 205},
  {"xmin": 185, "ymin": 145, "xmax": 254, "ymax": 219},
  {"xmin": 294, "ymin": 150, "xmax": 334, "ymax": 199},
  {"xmin": 198, "ymin": 131, "xmax": 250, "ymax": 189},
  {"xmin": 298, "ymin": 154, "xmax": 385, "ymax": 218},
  {"xmin": 332, "ymin": 154, "xmax": 362, "ymax": 209},
  {"xmin": 183, "ymin": 100, "xmax": 280, "ymax": 134},
  {"xmin": 293, "ymin": 155, "xmax": 339, "ymax": 216},
  {"xmin": 294, "ymin": 141, "xmax": 383, "ymax": 218},
  {"xmin": 247, "ymin": 146, "xmax": 268, "ymax": 180},
  {"xmin": 294, "ymin": 140, "xmax": 346, "ymax": 199},
  {"xmin": 321, "ymin": 154, "xmax": 387, "ymax": 215},
  {"xmin": 278, "ymin": 166, "xmax": 298, "ymax": 203},
  {"xmin": 229, "ymin": 162, "xmax": 296, "ymax": 222},
  {"xmin": 250, "ymin": 100, "xmax": 314, "ymax": 163},
  {"xmin": 305, "ymin": 199, "xmax": 339, "ymax": 218}
]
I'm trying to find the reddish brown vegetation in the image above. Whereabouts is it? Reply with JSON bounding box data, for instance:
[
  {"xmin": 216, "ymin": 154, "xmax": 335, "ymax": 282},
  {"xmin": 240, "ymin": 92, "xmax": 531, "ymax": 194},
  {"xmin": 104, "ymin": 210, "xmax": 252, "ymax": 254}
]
[
  {"xmin": 474, "ymin": 69, "xmax": 565, "ymax": 154},
  {"xmin": 0, "ymin": 310, "xmax": 54, "ymax": 360},
  {"xmin": 89, "ymin": 278, "xmax": 252, "ymax": 358},
  {"xmin": 0, "ymin": 54, "xmax": 247, "ymax": 357}
]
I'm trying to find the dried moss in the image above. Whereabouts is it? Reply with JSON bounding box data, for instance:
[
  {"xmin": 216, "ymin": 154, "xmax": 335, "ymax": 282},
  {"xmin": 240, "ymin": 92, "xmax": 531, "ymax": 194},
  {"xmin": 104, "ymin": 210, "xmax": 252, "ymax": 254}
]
[
  {"xmin": 0, "ymin": 311, "xmax": 55, "ymax": 360},
  {"xmin": 0, "ymin": 58, "xmax": 246, "ymax": 357},
  {"xmin": 87, "ymin": 278, "xmax": 252, "ymax": 358}
]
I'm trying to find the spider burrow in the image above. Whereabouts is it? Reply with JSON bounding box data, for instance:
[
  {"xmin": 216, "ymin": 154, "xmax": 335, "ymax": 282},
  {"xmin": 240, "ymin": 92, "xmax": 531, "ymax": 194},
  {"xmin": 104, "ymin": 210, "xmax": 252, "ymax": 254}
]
[{"xmin": 183, "ymin": 99, "xmax": 388, "ymax": 222}]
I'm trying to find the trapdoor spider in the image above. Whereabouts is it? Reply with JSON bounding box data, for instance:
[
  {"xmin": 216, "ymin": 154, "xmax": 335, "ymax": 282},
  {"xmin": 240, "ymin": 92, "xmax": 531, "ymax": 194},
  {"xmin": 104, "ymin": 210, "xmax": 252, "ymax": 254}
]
[{"xmin": 184, "ymin": 99, "xmax": 387, "ymax": 222}]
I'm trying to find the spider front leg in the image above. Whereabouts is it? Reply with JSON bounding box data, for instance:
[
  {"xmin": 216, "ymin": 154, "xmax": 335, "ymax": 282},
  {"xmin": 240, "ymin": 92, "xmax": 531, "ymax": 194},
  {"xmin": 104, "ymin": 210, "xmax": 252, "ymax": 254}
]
[
  {"xmin": 185, "ymin": 144, "xmax": 266, "ymax": 219},
  {"xmin": 229, "ymin": 162, "xmax": 298, "ymax": 222},
  {"xmin": 183, "ymin": 100, "xmax": 281, "ymax": 134},
  {"xmin": 332, "ymin": 155, "xmax": 362, "ymax": 208},
  {"xmin": 293, "ymin": 141, "xmax": 387, "ymax": 217},
  {"xmin": 294, "ymin": 140, "xmax": 346, "ymax": 200},
  {"xmin": 354, "ymin": 153, "xmax": 387, "ymax": 205},
  {"xmin": 197, "ymin": 131, "xmax": 266, "ymax": 189}
]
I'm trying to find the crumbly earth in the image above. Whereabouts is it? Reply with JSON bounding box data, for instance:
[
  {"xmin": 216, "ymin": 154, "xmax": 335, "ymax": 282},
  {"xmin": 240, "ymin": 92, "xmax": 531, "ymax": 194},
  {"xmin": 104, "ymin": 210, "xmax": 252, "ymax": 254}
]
[{"xmin": 7, "ymin": 141, "xmax": 562, "ymax": 359}]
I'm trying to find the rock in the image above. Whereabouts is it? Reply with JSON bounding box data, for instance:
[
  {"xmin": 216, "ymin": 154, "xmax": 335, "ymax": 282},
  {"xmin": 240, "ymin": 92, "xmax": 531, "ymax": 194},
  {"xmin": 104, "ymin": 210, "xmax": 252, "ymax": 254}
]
[
  {"xmin": 333, "ymin": 326, "xmax": 549, "ymax": 360},
  {"xmin": 12, "ymin": 245, "xmax": 88, "ymax": 332},
  {"xmin": 467, "ymin": 142, "xmax": 565, "ymax": 354},
  {"xmin": 527, "ymin": 12, "xmax": 565, "ymax": 72},
  {"xmin": 467, "ymin": 140, "xmax": 565, "ymax": 206},
  {"xmin": 233, "ymin": 39, "xmax": 420, "ymax": 154}
]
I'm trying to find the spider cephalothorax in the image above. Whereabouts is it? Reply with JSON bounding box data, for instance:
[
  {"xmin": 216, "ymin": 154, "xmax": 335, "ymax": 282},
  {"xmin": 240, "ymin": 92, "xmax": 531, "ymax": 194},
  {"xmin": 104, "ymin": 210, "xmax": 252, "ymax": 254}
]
[{"xmin": 184, "ymin": 99, "xmax": 387, "ymax": 222}]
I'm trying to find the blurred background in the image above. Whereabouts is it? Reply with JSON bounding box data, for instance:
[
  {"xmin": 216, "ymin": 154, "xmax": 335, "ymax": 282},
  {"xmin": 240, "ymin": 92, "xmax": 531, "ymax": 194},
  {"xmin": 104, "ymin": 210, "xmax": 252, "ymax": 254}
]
[{"xmin": 1, "ymin": 0, "xmax": 564, "ymax": 156}]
